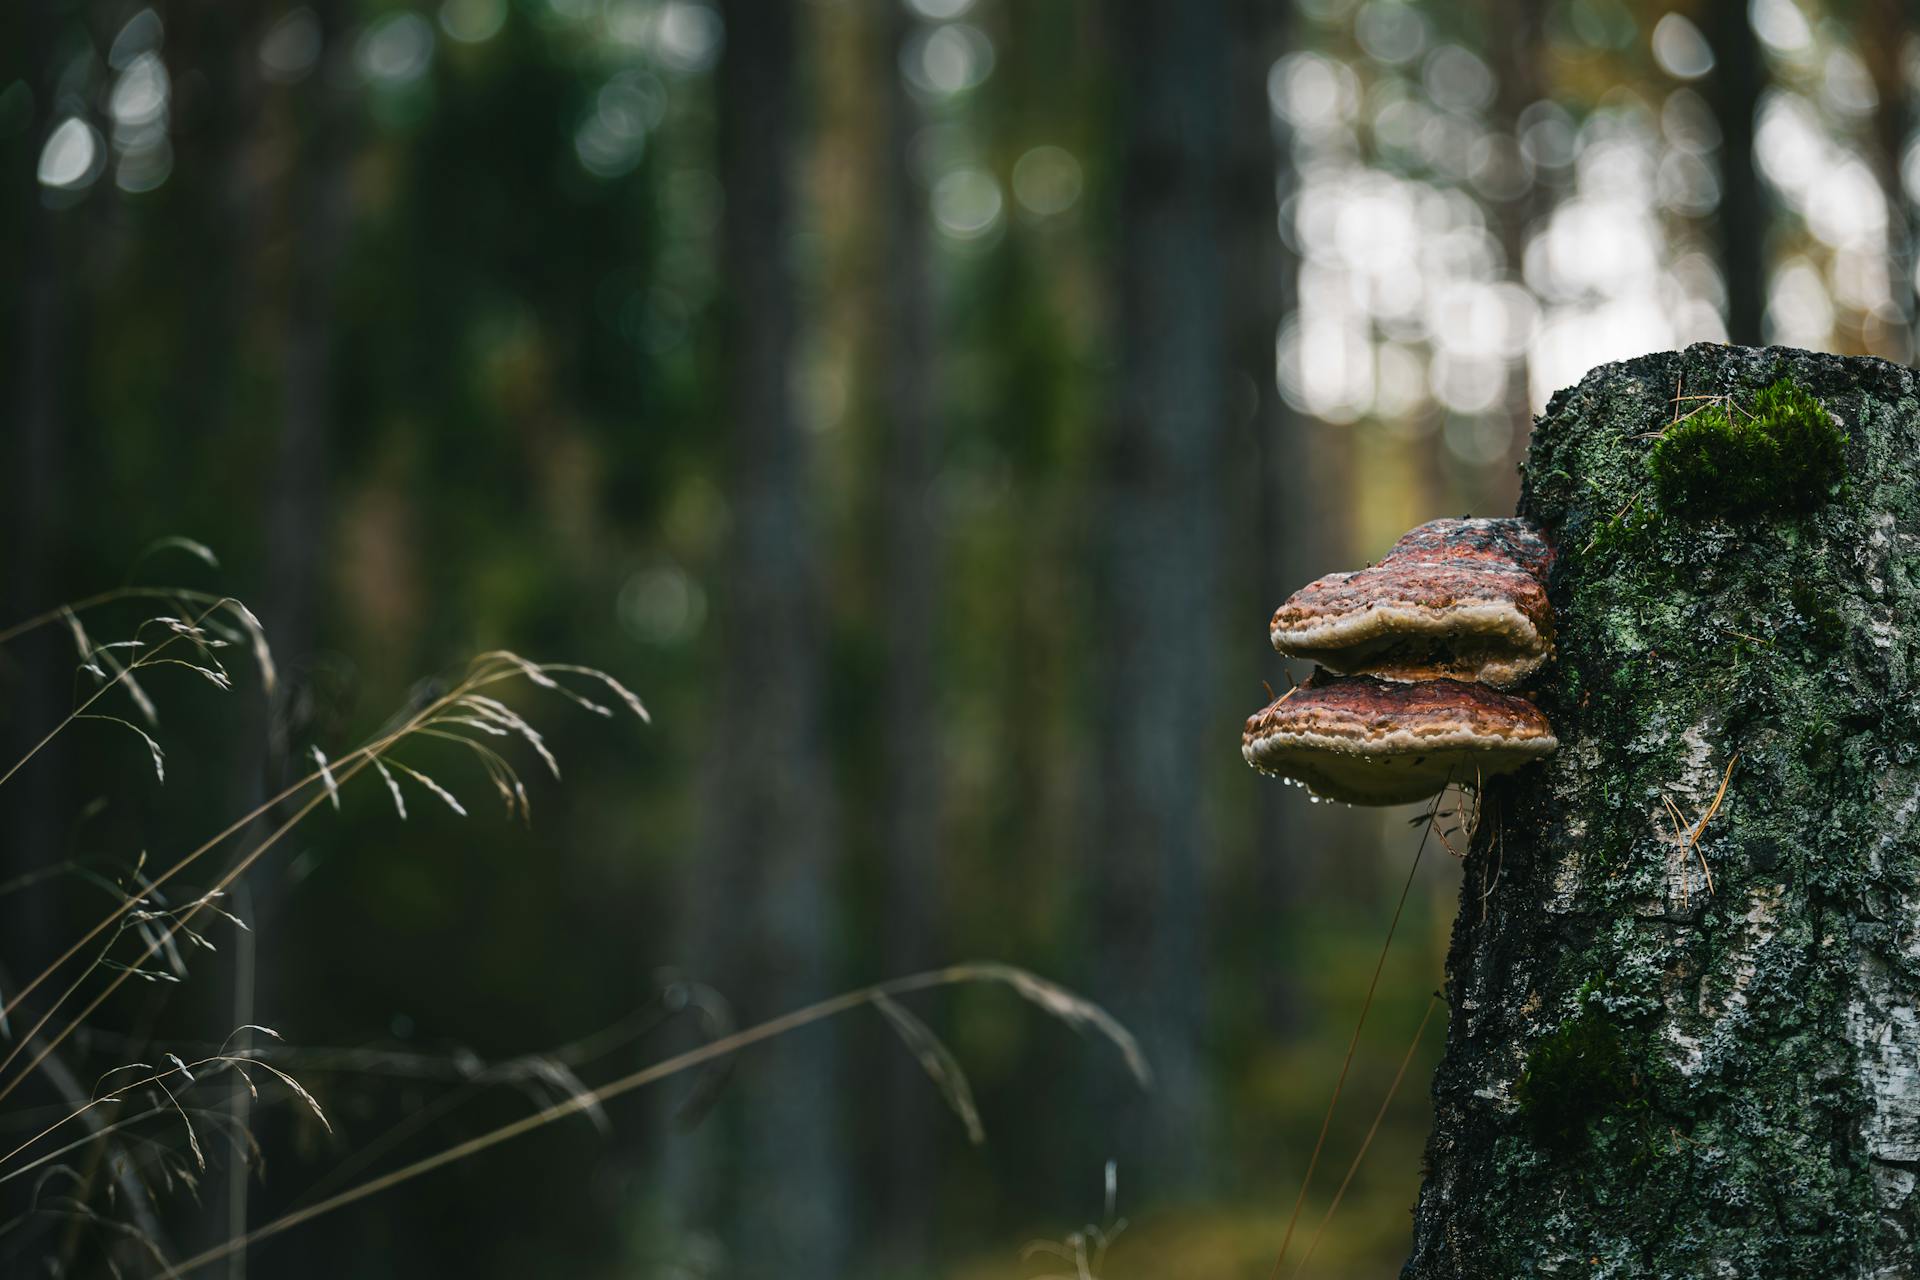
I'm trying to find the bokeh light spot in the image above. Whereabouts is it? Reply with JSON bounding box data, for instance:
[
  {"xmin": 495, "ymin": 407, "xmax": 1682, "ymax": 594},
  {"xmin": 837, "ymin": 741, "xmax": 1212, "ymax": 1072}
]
[
  {"xmin": 37, "ymin": 117, "xmax": 103, "ymax": 191},
  {"xmin": 1748, "ymin": 0, "xmax": 1811, "ymax": 56},
  {"xmin": 1269, "ymin": 52, "xmax": 1361, "ymax": 134},
  {"xmin": 1354, "ymin": 1, "xmax": 1428, "ymax": 66},
  {"xmin": 1819, "ymin": 49, "xmax": 1877, "ymax": 118},
  {"xmin": 110, "ymin": 52, "xmax": 169, "ymax": 129},
  {"xmin": 1441, "ymin": 410, "xmax": 1512, "ymax": 465},
  {"xmin": 1422, "ymin": 45, "xmax": 1493, "ymax": 113},
  {"xmin": 904, "ymin": 23, "xmax": 995, "ymax": 98},
  {"xmin": 1657, "ymin": 149, "xmax": 1719, "ymax": 216},
  {"xmin": 440, "ymin": 0, "xmax": 508, "ymax": 44},
  {"xmin": 1011, "ymin": 145, "xmax": 1082, "ymax": 217},
  {"xmin": 116, "ymin": 137, "xmax": 172, "ymax": 193},
  {"xmin": 259, "ymin": 8, "xmax": 322, "ymax": 84},
  {"xmin": 654, "ymin": 1, "xmax": 724, "ymax": 74},
  {"xmin": 1651, "ymin": 14, "xmax": 1713, "ymax": 80},
  {"xmin": 619, "ymin": 565, "xmax": 706, "ymax": 646},
  {"xmin": 358, "ymin": 11, "xmax": 436, "ymax": 86},
  {"xmin": 1660, "ymin": 89, "xmax": 1720, "ymax": 153},
  {"xmin": 108, "ymin": 9, "xmax": 163, "ymax": 70},
  {"xmin": 1766, "ymin": 256, "xmax": 1834, "ymax": 348},
  {"xmin": 931, "ymin": 166, "xmax": 1003, "ymax": 240},
  {"xmin": 1518, "ymin": 101, "xmax": 1577, "ymax": 170}
]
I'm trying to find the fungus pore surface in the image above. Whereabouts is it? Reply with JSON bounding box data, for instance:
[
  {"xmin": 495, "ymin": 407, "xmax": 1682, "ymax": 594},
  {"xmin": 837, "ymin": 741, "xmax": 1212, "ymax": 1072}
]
[{"xmin": 1242, "ymin": 675, "xmax": 1558, "ymax": 806}]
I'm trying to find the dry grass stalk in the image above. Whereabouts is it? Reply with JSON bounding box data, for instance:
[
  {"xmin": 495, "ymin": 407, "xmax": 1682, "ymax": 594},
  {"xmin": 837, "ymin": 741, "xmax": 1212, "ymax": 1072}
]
[
  {"xmin": 0, "ymin": 647, "xmax": 648, "ymax": 1110},
  {"xmin": 160, "ymin": 962, "xmax": 1144, "ymax": 1277},
  {"xmin": 1, "ymin": 566, "xmax": 1131, "ymax": 1277},
  {"xmin": 1292, "ymin": 994, "xmax": 1441, "ymax": 1277},
  {"xmin": 1021, "ymin": 1161, "xmax": 1127, "ymax": 1280}
]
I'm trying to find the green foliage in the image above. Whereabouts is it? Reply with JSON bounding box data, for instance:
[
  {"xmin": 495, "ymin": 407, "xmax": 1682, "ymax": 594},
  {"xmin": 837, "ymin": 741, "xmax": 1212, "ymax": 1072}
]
[
  {"xmin": 1513, "ymin": 1008, "xmax": 1643, "ymax": 1153},
  {"xmin": 1648, "ymin": 378, "xmax": 1846, "ymax": 519}
]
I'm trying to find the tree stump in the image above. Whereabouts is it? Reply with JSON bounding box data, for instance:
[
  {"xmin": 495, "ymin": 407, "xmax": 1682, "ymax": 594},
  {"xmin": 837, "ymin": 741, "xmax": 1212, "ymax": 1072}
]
[{"xmin": 1405, "ymin": 344, "xmax": 1920, "ymax": 1277}]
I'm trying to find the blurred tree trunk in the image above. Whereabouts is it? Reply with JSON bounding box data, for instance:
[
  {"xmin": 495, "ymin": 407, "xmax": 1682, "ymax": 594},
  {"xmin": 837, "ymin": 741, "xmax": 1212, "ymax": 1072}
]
[
  {"xmin": 215, "ymin": 2, "xmax": 354, "ymax": 1269},
  {"xmin": 1407, "ymin": 345, "xmax": 1920, "ymax": 1275},
  {"xmin": 1096, "ymin": 0, "xmax": 1231, "ymax": 1196},
  {"xmin": 259, "ymin": 0, "xmax": 348, "ymax": 715},
  {"xmin": 173, "ymin": 0, "xmax": 265, "ymax": 455},
  {"xmin": 876, "ymin": 0, "xmax": 943, "ymax": 1265},
  {"xmin": 1486, "ymin": 0, "xmax": 1546, "ymax": 498},
  {"xmin": 1226, "ymin": 0, "xmax": 1319, "ymax": 1031},
  {"xmin": 0, "ymin": 0, "xmax": 74, "ymax": 1027},
  {"xmin": 1862, "ymin": 0, "xmax": 1915, "ymax": 363},
  {"xmin": 199, "ymin": 4, "xmax": 351, "ymax": 821},
  {"xmin": 683, "ymin": 2, "xmax": 847, "ymax": 1275},
  {"xmin": 1704, "ymin": 0, "xmax": 1771, "ymax": 344}
]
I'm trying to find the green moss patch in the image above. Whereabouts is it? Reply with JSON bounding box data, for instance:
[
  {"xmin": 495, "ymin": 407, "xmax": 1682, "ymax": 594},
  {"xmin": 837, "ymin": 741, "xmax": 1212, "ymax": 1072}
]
[
  {"xmin": 1514, "ymin": 1009, "xmax": 1645, "ymax": 1153},
  {"xmin": 1648, "ymin": 377, "xmax": 1846, "ymax": 519}
]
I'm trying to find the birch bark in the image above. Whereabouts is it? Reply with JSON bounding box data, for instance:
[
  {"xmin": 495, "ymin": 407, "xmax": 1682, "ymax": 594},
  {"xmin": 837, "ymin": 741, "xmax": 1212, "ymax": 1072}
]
[{"xmin": 1407, "ymin": 344, "xmax": 1920, "ymax": 1277}]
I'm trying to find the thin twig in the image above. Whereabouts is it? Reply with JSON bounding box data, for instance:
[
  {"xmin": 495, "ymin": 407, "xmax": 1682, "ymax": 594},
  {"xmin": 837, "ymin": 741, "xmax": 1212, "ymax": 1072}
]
[
  {"xmin": 1268, "ymin": 788, "xmax": 1442, "ymax": 1279},
  {"xmin": 1582, "ymin": 491, "xmax": 1643, "ymax": 554},
  {"xmin": 1684, "ymin": 754, "xmax": 1738, "ymax": 896},
  {"xmin": 1657, "ymin": 752, "xmax": 1737, "ymax": 905},
  {"xmin": 1660, "ymin": 793, "xmax": 1693, "ymax": 909}
]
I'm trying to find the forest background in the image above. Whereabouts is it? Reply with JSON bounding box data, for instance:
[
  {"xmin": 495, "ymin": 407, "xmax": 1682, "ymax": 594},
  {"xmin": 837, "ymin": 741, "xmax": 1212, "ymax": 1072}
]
[{"xmin": 2, "ymin": 0, "xmax": 1916, "ymax": 1275}]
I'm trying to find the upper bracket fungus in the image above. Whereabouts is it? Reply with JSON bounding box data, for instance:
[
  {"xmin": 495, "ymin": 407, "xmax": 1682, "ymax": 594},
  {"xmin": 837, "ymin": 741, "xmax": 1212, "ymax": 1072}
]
[
  {"xmin": 1268, "ymin": 517, "xmax": 1555, "ymax": 690},
  {"xmin": 1242, "ymin": 675, "xmax": 1557, "ymax": 806}
]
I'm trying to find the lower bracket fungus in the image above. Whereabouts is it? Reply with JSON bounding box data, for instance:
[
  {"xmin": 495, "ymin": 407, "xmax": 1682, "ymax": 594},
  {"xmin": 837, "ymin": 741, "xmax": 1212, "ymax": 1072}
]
[
  {"xmin": 1268, "ymin": 517, "xmax": 1555, "ymax": 689},
  {"xmin": 1242, "ymin": 675, "xmax": 1558, "ymax": 806}
]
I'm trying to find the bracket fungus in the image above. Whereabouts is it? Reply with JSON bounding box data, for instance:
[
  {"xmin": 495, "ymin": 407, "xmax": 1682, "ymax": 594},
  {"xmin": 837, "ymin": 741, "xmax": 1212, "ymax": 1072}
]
[
  {"xmin": 1246, "ymin": 516, "xmax": 1559, "ymax": 805},
  {"xmin": 1268, "ymin": 517, "xmax": 1555, "ymax": 690},
  {"xmin": 1242, "ymin": 676, "xmax": 1557, "ymax": 806}
]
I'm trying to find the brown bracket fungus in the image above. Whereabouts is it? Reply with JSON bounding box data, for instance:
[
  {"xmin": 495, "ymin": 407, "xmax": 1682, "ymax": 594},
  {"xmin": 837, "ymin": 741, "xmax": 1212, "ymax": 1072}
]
[
  {"xmin": 1242, "ymin": 675, "xmax": 1558, "ymax": 807},
  {"xmin": 1247, "ymin": 515, "xmax": 1559, "ymax": 805},
  {"xmin": 1268, "ymin": 517, "xmax": 1555, "ymax": 690}
]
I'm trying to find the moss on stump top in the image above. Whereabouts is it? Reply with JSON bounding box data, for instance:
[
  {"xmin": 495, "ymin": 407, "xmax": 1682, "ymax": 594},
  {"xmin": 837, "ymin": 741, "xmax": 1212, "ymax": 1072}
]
[{"xmin": 1645, "ymin": 374, "xmax": 1847, "ymax": 518}]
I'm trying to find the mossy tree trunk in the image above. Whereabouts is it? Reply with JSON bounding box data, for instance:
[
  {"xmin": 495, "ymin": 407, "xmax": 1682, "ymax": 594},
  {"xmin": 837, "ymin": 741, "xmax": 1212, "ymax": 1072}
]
[{"xmin": 1406, "ymin": 345, "xmax": 1920, "ymax": 1277}]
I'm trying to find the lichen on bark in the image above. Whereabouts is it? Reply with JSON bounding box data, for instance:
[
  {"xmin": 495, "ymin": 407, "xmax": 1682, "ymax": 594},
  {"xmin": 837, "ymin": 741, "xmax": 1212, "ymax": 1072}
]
[{"xmin": 1404, "ymin": 345, "xmax": 1920, "ymax": 1278}]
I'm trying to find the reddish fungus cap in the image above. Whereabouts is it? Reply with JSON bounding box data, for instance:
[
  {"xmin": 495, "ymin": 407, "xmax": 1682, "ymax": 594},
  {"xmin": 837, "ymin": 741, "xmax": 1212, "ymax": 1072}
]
[
  {"xmin": 1374, "ymin": 516, "xmax": 1554, "ymax": 580},
  {"xmin": 1242, "ymin": 675, "xmax": 1557, "ymax": 806},
  {"xmin": 1269, "ymin": 517, "xmax": 1555, "ymax": 689}
]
